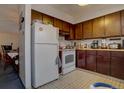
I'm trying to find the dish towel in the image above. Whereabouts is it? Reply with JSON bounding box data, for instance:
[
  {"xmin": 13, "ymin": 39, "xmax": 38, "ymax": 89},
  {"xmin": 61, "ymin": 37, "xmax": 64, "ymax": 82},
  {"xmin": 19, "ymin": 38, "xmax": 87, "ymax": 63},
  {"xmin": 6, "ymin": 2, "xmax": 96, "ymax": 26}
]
[{"xmin": 56, "ymin": 56, "xmax": 62, "ymax": 68}]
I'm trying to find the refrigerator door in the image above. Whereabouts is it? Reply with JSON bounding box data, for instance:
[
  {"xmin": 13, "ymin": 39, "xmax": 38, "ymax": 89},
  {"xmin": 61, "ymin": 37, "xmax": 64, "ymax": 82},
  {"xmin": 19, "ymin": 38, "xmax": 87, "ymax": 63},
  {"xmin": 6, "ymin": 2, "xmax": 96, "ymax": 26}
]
[
  {"xmin": 32, "ymin": 23, "xmax": 58, "ymax": 44},
  {"xmin": 32, "ymin": 44, "xmax": 59, "ymax": 88}
]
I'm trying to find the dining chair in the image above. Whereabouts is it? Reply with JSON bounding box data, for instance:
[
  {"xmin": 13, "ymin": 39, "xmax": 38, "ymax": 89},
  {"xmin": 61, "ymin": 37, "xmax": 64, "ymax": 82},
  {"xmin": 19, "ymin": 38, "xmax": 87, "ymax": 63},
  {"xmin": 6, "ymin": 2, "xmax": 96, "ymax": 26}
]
[
  {"xmin": 1, "ymin": 45, "xmax": 12, "ymax": 53},
  {"xmin": 1, "ymin": 45, "xmax": 13, "ymax": 71},
  {"xmin": 13, "ymin": 55, "xmax": 19, "ymax": 73}
]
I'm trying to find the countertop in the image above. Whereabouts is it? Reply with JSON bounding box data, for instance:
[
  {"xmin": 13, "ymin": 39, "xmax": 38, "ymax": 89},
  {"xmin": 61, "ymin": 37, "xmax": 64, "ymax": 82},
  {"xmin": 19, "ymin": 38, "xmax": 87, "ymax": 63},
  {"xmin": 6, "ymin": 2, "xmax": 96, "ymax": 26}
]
[
  {"xmin": 76, "ymin": 48, "xmax": 124, "ymax": 52},
  {"xmin": 59, "ymin": 48, "xmax": 76, "ymax": 51}
]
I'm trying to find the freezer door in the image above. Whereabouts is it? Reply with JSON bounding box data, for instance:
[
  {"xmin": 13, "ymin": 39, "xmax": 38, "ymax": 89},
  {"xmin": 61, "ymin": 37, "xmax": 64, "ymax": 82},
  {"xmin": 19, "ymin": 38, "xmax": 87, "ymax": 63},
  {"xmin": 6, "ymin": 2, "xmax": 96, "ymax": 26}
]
[
  {"xmin": 31, "ymin": 44, "xmax": 59, "ymax": 88},
  {"xmin": 32, "ymin": 23, "xmax": 58, "ymax": 44}
]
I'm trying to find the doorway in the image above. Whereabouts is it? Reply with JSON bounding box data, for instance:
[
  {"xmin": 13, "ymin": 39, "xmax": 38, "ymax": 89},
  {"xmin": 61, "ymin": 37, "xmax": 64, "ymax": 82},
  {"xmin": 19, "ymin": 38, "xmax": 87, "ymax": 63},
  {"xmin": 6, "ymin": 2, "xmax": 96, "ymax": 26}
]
[{"xmin": 0, "ymin": 4, "xmax": 24, "ymax": 89}]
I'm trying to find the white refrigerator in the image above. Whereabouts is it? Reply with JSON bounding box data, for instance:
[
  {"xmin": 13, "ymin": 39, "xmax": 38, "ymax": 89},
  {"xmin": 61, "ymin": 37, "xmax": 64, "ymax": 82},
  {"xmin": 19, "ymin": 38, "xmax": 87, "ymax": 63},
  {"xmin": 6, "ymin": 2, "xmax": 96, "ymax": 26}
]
[{"xmin": 31, "ymin": 22, "xmax": 59, "ymax": 88}]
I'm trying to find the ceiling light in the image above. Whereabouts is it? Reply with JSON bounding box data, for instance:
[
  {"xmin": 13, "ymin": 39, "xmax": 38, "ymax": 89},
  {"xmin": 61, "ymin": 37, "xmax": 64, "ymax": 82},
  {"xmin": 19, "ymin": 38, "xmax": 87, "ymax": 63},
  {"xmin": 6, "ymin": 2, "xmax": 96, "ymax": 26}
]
[{"xmin": 78, "ymin": 4, "xmax": 88, "ymax": 6}]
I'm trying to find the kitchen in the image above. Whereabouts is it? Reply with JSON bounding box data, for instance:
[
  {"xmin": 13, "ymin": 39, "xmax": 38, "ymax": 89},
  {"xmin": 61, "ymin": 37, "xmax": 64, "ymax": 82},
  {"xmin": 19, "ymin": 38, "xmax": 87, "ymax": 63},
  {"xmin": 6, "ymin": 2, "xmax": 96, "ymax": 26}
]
[
  {"xmin": 1, "ymin": 4, "xmax": 124, "ymax": 89},
  {"xmin": 30, "ymin": 4, "xmax": 124, "ymax": 89}
]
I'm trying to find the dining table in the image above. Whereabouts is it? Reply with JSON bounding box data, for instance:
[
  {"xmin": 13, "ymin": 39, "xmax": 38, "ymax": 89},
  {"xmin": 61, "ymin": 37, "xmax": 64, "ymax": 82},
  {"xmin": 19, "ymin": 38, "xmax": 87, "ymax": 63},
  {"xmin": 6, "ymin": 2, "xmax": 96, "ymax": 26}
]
[{"xmin": 7, "ymin": 50, "xmax": 19, "ymax": 73}]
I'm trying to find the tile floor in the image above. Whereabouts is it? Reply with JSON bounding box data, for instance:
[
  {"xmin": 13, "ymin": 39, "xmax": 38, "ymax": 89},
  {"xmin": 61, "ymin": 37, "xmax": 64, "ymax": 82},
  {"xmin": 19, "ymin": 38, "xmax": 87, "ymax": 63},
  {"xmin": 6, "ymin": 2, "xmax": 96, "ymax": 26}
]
[{"xmin": 39, "ymin": 68, "xmax": 124, "ymax": 89}]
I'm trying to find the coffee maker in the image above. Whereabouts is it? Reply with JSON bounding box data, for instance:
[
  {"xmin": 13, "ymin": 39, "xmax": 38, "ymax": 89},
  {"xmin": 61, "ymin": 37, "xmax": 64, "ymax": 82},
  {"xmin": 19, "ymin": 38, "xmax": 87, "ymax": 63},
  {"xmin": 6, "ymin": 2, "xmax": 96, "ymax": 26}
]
[{"xmin": 91, "ymin": 40, "xmax": 99, "ymax": 49}]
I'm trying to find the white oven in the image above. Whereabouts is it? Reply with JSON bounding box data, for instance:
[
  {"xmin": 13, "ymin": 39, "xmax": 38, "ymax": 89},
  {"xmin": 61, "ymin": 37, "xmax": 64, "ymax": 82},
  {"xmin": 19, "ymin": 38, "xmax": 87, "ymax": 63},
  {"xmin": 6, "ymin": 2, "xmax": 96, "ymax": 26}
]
[{"xmin": 62, "ymin": 49, "xmax": 76, "ymax": 74}]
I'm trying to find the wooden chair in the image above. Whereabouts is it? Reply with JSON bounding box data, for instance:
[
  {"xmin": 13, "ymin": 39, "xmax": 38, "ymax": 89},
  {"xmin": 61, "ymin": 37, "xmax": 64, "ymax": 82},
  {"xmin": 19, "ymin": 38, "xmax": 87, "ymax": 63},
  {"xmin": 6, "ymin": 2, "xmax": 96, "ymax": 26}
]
[
  {"xmin": 1, "ymin": 45, "xmax": 13, "ymax": 71},
  {"xmin": 13, "ymin": 55, "xmax": 19, "ymax": 73}
]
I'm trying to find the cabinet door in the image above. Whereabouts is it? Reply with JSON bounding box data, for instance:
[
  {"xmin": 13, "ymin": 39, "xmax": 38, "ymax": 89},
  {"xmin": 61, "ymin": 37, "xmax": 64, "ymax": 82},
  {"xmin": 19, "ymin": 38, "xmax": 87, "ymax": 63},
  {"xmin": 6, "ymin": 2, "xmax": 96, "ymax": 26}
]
[
  {"xmin": 105, "ymin": 12, "xmax": 121, "ymax": 37},
  {"xmin": 75, "ymin": 23, "xmax": 83, "ymax": 40},
  {"xmin": 31, "ymin": 10, "xmax": 42, "ymax": 21},
  {"xmin": 110, "ymin": 51, "xmax": 124, "ymax": 79},
  {"xmin": 62, "ymin": 21, "xmax": 70, "ymax": 32},
  {"xmin": 65, "ymin": 24, "xmax": 75, "ymax": 40},
  {"xmin": 69, "ymin": 24, "xmax": 75, "ymax": 40},
  {"xmin": 86, "ymin": 51, "xmax": 96, "ymax": 72},
  {"xmin": 97, "ymin": 51, "xmax": 110, "ymax": 75},
  {"xmin": 83, "ymin": 20, "xmax": 93, "ymax": 39},
  {"xmin": 76, "ymin": 50, "xmax": 86, "ymax": 68},
  {"xmin": 42, "ymin": 14, "xmax": 54, "ymax": 25},
  {"xmin": 53, "ymin": 18, "xmax": 63, "ymax": 31},
  {"xmin": 111, "ymin": 57, "xmax": 124, "ymax": 79},
  {"xmin": 93, "ymin": 17, "xmax": 105, "ymax": 38},
  {"xmin": 121, "ymin": 10, "xmax": 124, "ymax": 36}
]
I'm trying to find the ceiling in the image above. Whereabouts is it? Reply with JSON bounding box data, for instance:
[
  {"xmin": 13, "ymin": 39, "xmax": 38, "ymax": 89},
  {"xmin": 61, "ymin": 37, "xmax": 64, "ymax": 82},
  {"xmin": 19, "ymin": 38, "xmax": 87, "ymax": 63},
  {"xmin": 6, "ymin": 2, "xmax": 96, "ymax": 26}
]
[
  {"xmin": 0, "ymin": 4, "xmax": 19, "ymax": 33},
  {"xmin": 32, "ymin": 4, "xmax": 124, "ymax": 24},
  {"xmin": 49, "ymin": 4, "xmax": 99, "ymax": 18},
  {"xmin": 0, "ymin": 4, "xmax": 124, "ymax": 33}
]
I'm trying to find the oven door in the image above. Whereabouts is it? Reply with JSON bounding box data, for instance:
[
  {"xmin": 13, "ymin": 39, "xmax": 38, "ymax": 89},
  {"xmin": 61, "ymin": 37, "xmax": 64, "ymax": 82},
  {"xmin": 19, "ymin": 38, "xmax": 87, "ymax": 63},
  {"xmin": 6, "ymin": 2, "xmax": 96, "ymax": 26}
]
[{"xmin": 62, "ymin": 50, "xmax": 75, "ymax": 68}]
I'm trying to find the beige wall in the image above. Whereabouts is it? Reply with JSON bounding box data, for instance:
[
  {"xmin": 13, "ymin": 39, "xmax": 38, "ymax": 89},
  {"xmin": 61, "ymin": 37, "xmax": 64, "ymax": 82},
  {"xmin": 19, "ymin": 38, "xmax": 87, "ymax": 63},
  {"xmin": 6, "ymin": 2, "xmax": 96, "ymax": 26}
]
[
  {"xmin": 19, "ymin": 4, "xmax": 31, "ymax": 88},
  {"xmin": 0, "ymin": 31, "xmax": 19, "ymax": 52}
]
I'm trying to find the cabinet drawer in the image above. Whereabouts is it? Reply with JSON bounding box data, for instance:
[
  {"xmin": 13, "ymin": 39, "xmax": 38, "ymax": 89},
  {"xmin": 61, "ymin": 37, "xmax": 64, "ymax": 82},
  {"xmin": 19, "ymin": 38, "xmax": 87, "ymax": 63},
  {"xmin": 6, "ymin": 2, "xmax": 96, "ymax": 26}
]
[
  {"xmin": 97, "ymin": 51, "xmax": 110, "ymax": 57},
  {"xmin": 86, "ymin": 50, "xmax": 96, "ymax": 55},
  {"xmin": 111, "ymin": 51, "xmax": 124, "ymax": 57}
]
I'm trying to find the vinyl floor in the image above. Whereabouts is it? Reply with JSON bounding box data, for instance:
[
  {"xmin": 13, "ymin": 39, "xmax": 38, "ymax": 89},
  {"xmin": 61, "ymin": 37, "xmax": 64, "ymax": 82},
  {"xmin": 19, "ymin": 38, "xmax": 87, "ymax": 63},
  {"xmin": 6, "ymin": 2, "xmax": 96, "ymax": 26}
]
[{"xmin": 39, "ymin": 68, "xmax": 124, "ymax": 89}]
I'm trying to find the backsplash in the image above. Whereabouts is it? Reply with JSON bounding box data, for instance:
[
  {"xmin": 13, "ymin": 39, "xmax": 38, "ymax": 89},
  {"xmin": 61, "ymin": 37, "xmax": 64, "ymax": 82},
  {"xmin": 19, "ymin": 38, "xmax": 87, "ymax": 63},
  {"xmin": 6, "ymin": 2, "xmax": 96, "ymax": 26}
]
[
  {"xmin": 59, "ymin": 36, "xmax": 74, "ymax": 48},
  {"xmin": 80, "ymin": 37, "xmax": 123, "ymax": 48},
  {"xmin": 59, "ymin": 36, "xmax": 124, "ymax": 49}
]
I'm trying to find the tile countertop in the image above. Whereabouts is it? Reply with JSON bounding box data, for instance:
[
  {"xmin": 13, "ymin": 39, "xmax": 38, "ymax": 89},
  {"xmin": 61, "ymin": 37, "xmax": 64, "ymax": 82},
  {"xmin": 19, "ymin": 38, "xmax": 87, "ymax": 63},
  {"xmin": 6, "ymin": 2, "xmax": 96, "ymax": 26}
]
[{"xmin": 76, "ymin": 48, "xmax": 124, "ymax": 52}]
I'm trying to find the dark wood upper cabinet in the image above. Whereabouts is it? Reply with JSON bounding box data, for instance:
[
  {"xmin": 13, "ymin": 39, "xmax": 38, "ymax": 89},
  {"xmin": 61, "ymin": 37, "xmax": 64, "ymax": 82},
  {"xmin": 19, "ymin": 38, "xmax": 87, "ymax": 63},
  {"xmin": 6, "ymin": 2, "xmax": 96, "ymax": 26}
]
[
  {"xmin": 105, "ymin": 12, "xmax": 121, "ymax": 37},
  {"xmin": 96, "ymin": 51, "xmax": 110, "ymax": 75},
  {"xmin": 75, "ymin": 23, "xmax": 83, "ymax": 40},
  {"xmin": 86, "ymin": 51, "xmax": 97, "ymax": 72},
  {"xmin": 31, "ymin": 10, "xmax": 42, "ymax": 21},
  {"xmin": 83, "ymin": 20, "xmax": 93, "ymax": 39},
  {"xmin": 53, "ymin": 18, "xmax": 63, "ymax": 31},
  {"xmin": 76, "ymin": 50, "xmax": 86, "ymax": 68},
  {"xmin": 69, "ymin": 24, "xmax": 75, "ymax": 40},
  {"xmin": 62, "ymin": 21, "xmax": 70, "ymax": 32},
  {"xmin": 110, "ymin": 51, "xmax": 124, "ymax": 80},
  {"xmin": 65, "ymin": 24, "xmax": 75, "ymax": 40},
  {"xmin": 121, "ymin": 10, "xmax": 124, "ymax": 36},
  {"xmin": 93, "ymin": 17, "xmax": 105, "ymax": 38},
  {"xmin": 42, "ymin": 14, "xmax": 54, "ymax": 25}
]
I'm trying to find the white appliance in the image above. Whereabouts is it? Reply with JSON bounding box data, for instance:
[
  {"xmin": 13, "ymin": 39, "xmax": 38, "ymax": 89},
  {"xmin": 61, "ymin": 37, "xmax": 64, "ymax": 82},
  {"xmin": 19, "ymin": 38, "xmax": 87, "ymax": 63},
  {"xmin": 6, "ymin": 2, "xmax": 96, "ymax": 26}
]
[
  {"xmin": 31, "ymin": 22, "xmax": 59, "ymax": 88},
  {"xmin": 61, "ymin": 49, "xmax": 76, "ymax": 74}
]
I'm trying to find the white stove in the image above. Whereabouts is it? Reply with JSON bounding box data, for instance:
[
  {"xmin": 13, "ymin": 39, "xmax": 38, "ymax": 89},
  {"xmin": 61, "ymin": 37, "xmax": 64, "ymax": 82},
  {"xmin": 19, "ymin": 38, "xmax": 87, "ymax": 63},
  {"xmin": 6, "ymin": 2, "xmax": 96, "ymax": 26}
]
[{"xmin": 60, "ymin": 49, "xmax": 76, "ymax": 75}]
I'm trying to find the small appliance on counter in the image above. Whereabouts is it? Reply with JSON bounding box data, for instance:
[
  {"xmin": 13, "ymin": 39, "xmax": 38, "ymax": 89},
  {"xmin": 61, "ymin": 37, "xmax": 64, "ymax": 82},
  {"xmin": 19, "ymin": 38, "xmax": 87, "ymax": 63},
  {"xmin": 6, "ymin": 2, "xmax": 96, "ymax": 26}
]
[
  {"xmin": 108, "ymin": 42, "xmax": 121, "ymax": 49},
  {"xmin": 122, "ymin": 39, "xmax": 124, "ymax": 49},
  {"xmin": 108, "ymin": 37, "xmax": 122, "ymax": 49},
  {"xmin": 100, "ymin": 39, "xmax": 108, "ymax": 49},
  {"xmin": 100, "ymin": 43, "xmax": 107, "ymax": 49},
  {"xmin": 91, "ymin": 40, "xmax": 99, "ymax": 49}
]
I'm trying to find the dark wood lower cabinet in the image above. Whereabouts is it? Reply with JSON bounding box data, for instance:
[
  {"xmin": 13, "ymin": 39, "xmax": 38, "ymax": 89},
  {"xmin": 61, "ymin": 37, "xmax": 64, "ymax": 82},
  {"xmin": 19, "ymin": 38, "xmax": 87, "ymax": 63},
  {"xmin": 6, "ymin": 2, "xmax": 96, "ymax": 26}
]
[
  {"xmin": 76, "ymin": 50, "xmax": 86, "ymax": 68},
  {"xmin": 86, "ymin": 51, "xmax": 96, "ymax": 72},
  {"xmin": 110, "ymin": 51, "xmax": 124, "ymax": 80},
  {"xmin": 76, "ymin": 50, "xmax": 124, "ymax": 80},
  {"xmin": 96, "ymin": 51, "xmax": 110, "ymax": 75}
]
